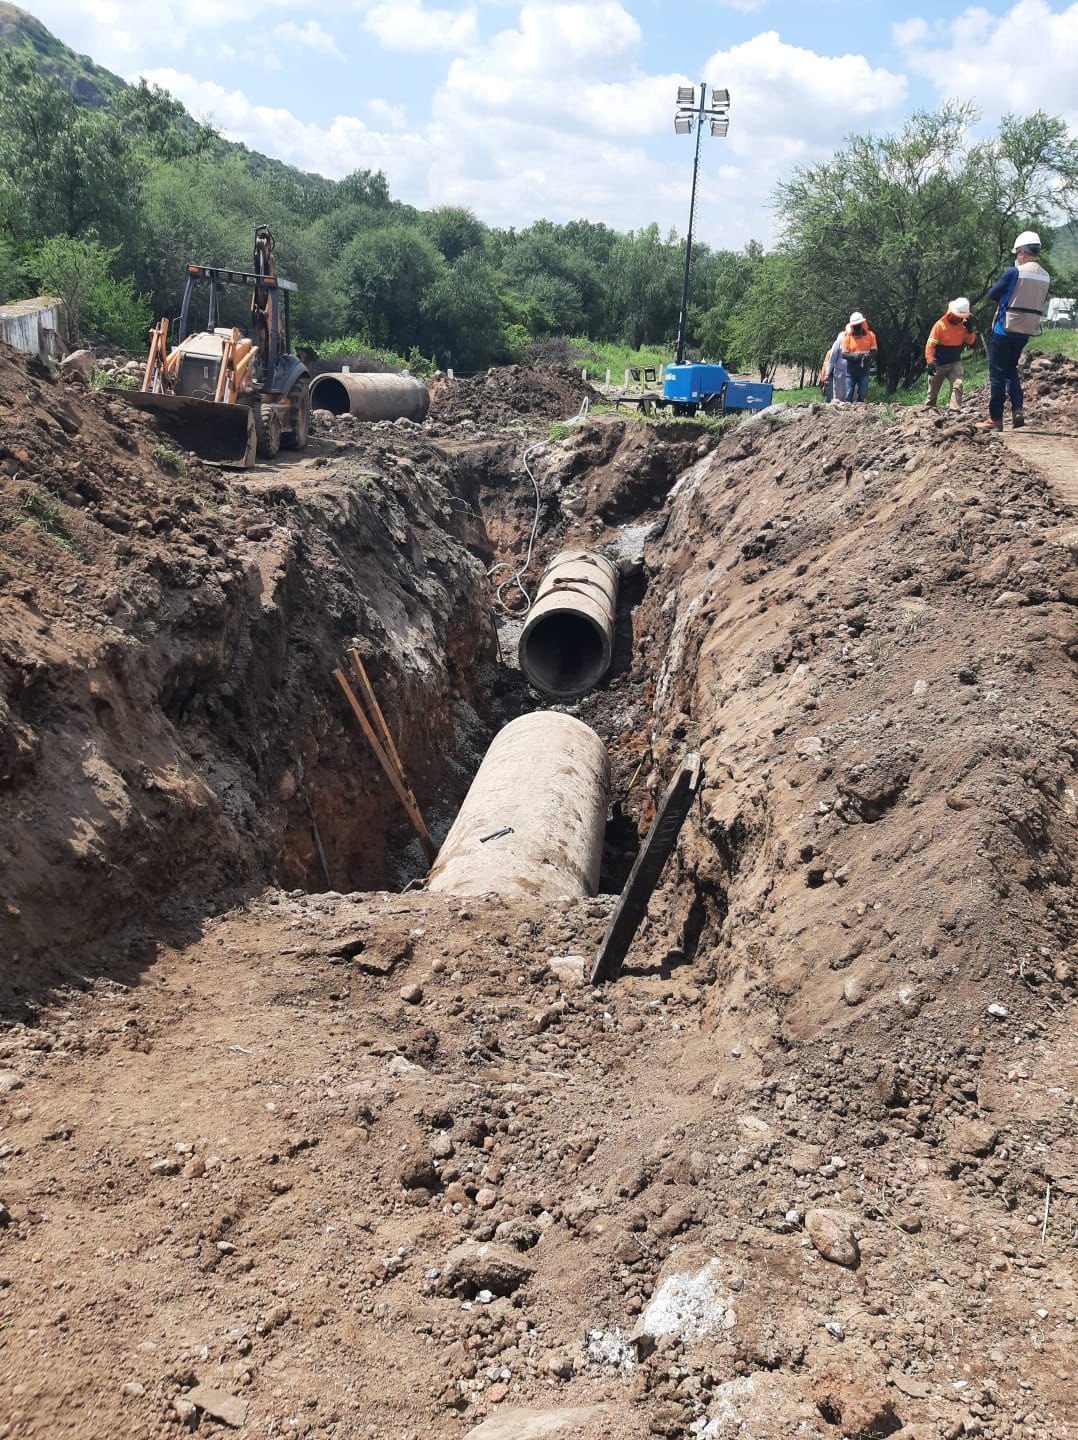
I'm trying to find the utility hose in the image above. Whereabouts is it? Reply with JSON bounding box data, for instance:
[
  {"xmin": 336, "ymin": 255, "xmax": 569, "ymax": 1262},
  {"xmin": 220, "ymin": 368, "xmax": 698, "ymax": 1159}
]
[{"xmin": 487, "ymin": 396, "xmax": 591, "ymax": 616}]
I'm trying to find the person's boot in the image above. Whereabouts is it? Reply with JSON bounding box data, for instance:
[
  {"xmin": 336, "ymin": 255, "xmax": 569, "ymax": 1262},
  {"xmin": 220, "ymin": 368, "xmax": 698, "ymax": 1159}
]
[
  {"xmin": 1012, "ymin": 411, "xmax": 1025, "ymax": 429},
  {"xmin": 975, "ymin": 418, "xmax": 1003, "ymax": 431}
]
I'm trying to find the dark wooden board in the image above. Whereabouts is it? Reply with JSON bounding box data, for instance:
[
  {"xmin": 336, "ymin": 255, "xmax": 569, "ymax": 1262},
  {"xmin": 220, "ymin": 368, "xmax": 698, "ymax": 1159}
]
[{"xmin": 590, "ymin": 752, "xmax": 703, "ymax": 985}]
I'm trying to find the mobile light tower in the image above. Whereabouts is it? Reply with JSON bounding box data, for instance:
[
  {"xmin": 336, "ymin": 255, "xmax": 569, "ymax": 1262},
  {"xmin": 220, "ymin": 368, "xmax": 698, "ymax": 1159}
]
[
  {"xmin": 661, "ymin": 82, "xmax": 773, "ymax": 416},
  {"xmin": 673, "ymin": 82, "xmax": 728, "ymax": 366}
]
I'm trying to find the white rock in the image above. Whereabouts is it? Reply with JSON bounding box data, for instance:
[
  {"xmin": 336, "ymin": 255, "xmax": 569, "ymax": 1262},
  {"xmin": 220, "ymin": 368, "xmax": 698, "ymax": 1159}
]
[{"xmin": 60, "ymin": 349, "xmax": 94, "ymax": 382}]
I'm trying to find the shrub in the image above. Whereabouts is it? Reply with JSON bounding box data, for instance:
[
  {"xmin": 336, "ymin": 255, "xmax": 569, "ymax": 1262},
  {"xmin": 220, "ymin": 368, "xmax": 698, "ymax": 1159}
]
[{"xmin": 34, "ymin": 234, "xmax": 152, "ymax": 350}]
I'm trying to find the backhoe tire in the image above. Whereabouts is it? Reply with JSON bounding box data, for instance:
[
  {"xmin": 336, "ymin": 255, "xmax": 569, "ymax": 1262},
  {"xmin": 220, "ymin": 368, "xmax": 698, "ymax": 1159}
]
[
  {"xmin": 281, "ymin": 379, "xmax": 310, "ymax": 451},
  {"xmin": 254, "ymin": 403, "xmax": 281, "ymax": 459}
]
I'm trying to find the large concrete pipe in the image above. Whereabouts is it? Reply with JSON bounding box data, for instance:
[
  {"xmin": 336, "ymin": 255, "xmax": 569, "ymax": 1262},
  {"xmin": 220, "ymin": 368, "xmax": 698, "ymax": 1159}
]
[
  {"xmin": 427, "ymin": 712, "xmax": 609, "ymax": 900},
  {"xmin": 519, "ymin": 550, "xmax": 619, "ymax": 699},
  {"xmin": 310, "ymin": 372, "xmax": 430, "ymax": 423}
]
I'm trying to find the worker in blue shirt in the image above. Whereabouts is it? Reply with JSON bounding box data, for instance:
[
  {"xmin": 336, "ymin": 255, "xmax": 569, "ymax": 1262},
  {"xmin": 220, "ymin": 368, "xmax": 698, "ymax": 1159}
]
[{"xmin": 977, "ymin": 230, "xmax": 1051, "ymax": 431}]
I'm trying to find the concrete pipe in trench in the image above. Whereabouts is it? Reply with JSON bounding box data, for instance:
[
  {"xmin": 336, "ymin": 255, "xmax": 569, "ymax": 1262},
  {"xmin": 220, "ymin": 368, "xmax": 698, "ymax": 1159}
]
[
  {"xmin": 518, "ymin": 550, "xmax": 619, "ymax": 698},
  {"xmin": 310, "ymin": 372, "xmax": 431, "ymax": 423},
  {"xmin": 427, "ymin": 711, "xmax": 609, "ymax": 900}
]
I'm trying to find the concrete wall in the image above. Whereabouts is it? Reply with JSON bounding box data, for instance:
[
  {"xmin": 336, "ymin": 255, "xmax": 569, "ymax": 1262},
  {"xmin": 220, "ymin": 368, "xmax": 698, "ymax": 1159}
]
[{"xmin": 0, "ymin": 298, "xmax": 63, "ymax": 361}]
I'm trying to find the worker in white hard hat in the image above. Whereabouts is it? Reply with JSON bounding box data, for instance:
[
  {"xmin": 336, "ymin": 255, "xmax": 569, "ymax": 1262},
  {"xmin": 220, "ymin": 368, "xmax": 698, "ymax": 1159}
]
[
  {"xmin": 977, "ymin": 231, "xmax": 1051, "ymax": 431},
  {"xmin": 923, "ymin": 298, "xmax": 977, "ymax": 410},
  {"xmin": 840, "ymin": 311, "xmax": 877, "ymax": 402}
]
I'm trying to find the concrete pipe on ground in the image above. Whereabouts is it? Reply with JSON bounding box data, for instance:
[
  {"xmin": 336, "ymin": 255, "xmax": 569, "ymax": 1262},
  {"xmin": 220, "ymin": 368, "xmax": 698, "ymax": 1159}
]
[
  {"xmin": 427, "ymin": 712, "xmax": 609, "ymax": 900},
  {"xmin": 310, "ymin": 372, "xmax": 430, "ymax": 423},
  {"xmin": 518, "ymin": 550, "xmax": 619, "ymax": 698}
]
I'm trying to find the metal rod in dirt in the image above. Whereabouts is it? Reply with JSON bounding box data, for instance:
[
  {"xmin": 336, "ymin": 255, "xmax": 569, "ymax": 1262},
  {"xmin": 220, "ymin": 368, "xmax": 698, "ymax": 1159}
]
[
  {"xmin": 590, "ymin": 752, "xmax": 704, "ymax": 985},
  {"xmin": 308, "ymin": 808, "xmax": 333, "ymax": 891},
  {"xmin": 333, "ymin": 668, "xmax": 437, "ymax": 864}
]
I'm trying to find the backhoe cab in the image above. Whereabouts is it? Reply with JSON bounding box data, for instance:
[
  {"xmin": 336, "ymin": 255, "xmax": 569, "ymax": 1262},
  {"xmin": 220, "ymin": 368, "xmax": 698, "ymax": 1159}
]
[{"xmin": 122, "ymin": 225, "xmax": 310, "ymax": 467}]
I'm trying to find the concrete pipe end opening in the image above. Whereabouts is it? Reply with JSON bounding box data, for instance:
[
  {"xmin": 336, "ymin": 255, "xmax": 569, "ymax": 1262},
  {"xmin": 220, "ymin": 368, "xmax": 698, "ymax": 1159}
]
[
  {"xmin": 519, "ymin": 609, "xmax": 612, "ymax": 698},
  {"xmin": 310, "ymin": 375, "xmax": 351, "ymax": 415}
]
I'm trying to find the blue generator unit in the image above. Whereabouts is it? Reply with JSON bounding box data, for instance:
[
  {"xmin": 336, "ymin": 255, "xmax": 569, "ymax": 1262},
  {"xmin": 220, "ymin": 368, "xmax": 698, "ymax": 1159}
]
[{"xmin": 661, "ymin": 362, "xmax": 773, "ymax": 416}]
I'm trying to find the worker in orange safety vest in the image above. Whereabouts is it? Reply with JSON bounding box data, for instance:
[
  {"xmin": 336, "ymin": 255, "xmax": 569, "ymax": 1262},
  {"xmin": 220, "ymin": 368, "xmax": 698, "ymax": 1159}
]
[
  {"xmin": 840, "ymin": 312, "xmax": 877, "ymax": 402},
  {"xmin": 924, "ymin": 297, "xmax": 977, "ymax": 410}
]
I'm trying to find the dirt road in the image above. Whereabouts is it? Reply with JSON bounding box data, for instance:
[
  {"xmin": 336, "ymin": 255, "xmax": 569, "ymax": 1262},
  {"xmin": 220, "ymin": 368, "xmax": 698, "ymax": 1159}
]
[{"xmin": 1004, "ymin": 428, "xmax": 1078, "ymax": 509}]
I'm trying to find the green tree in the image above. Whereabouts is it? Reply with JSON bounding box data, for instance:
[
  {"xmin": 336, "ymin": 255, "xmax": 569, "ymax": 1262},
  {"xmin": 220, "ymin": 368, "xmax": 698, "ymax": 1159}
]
[
  {"xmin": 422, "ymin": 206, "xmax": 487, "ymax": 262},
  {"xmin": 608, "ymin": 224, "xmax": 682, "ymax": 349},
  {"xmin": 0, "ymin": 54, "xmax": 138, "ymax": 247},
  {"xmin": 423, "ymin": 251, "xmax": 503, "ymax": 368},
  {"xmin": 0, "ymin": 237, "xmax": 32, "ymax": 305},
  {"xmin": 333, "ymin": 223, "xmax": 443, "ymax": 350},
  {"xmin": 35, "ymin": 234, "xmax": 151, "ymax": 349},
  {"xmin": 694, "ymin": 245, "xmax": 759, "ymax": 363},
  {"xmin": 502, "ymin": 222, "xmax": 605, "ymax": 335}
]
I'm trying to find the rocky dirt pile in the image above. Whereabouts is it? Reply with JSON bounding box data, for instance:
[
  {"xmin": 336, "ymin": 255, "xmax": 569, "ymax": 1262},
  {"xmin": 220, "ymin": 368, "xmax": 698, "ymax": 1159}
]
[
  {"xmin": 0, "ymin": 354, "xmax": 1076, "ymax": 1440},
  {"xmin": 0, "ymin": 342, "xmax": 495, "ymax": 991},
  {"xmin": 1021, "ymin": 346, "xmax": 1078, "ymax": 418},
  {"xmin": 428, "ymin": 364, "xmax": 600, "ymax": 428}
]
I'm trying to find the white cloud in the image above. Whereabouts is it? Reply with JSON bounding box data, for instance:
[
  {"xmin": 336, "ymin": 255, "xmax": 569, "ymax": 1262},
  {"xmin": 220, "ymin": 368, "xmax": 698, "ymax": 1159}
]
[
  {"xmin": 142, "ymin": 69, "xmax": 434, "ymax": 187},
  {"xmin": 24, "ymin": 0, "xmax": 319, "ymax": 71},
  {"xmin": 411, "ymin": 11, "xmax": 903, "ymax": 243},
  {"xmin": 367, "ymin": 98, "xmax": 409, "ymax": 130},
  {"xmin": 893, "ymin": 1, "xmax": 1078, "ymax": 128},
  {"xmin": 720, "ymin": 0, "xmax": 770, "ymax": 11},
  {"xmin": 364, "ymin": 0, "xmax": 478, "ymax": 52},
  {"xmin": 704, "ymin": 31, "xmax": 906, "ymax": 144},
  {"xmin": 272, "ymin": 20, "xmax": 346, "ymax": 60}
]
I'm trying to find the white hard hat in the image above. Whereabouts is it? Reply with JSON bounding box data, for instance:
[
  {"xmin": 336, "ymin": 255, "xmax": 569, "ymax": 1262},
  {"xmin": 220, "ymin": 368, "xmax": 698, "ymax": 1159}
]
[
  {"xmin": 849, "ymin": 311, "xmax": 865, "ymax": 324},
  {"xmin": 1013, "ymin": 230, "xmax": 1041, "ymax": 252},
  {"xmin": 948, "ymin": 297, "xmax": 970, "ymax": 315}
]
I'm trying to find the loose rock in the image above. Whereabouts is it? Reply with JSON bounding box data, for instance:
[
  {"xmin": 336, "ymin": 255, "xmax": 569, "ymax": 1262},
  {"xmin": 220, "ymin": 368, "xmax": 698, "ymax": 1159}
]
[{"xmin": 804, "ymin": 1208, "xmax": 860, "ymax": 1268}]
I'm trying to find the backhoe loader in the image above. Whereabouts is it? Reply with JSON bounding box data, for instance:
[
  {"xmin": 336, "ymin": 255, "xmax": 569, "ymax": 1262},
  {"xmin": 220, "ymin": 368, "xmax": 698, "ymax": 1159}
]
[{"xmin": 122, "ymin": 226, "xmax": 309, "ymax": 467}]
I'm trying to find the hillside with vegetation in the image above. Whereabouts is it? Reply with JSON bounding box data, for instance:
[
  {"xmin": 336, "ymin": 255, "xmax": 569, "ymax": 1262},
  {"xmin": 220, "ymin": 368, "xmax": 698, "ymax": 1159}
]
[{"xmin": 0, "ymin": 3, "xmax": 1076, "ymax": 383}]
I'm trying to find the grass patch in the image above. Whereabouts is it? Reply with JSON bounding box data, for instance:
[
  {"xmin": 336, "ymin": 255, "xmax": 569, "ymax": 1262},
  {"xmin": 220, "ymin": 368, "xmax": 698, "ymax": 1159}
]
[
  {"xmin": 773, "ymin": 384, "xmax": 822, "ymax": 405},
  {"xmin": 1029, "ymin": 327, "xmax": 1078, "ymax": 357},
  {"xmin": 301, "ymin": 335, "xmax": 435, "ymax": 376},
  {"xmin": 151, "ymin": 444, "xmax": 187, "ymax": 478},
  {"xmin": 567, "ymin": 338, "xmax": 671, "ymax": 381},
  {"xmin": 17, "ymin": 487, "xmax": 76, "ymax": 552},
  {"xmin": 196, "ymin": 494, "xmax": 224, "ymax": 521},
  {"xmin": 91, "ymin": 364, "xmax": 139, "ymax": 391},
  {"xmin": 586, "ymin": 401, "xmax": 734, "ymax": 433},
  {"xmin": 900, "ymin": 603, "xmax": 928, "ymax": 635}
]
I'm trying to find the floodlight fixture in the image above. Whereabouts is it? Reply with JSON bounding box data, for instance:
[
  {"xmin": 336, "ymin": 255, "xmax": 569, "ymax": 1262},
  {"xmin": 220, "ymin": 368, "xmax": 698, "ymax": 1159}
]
[
  {"xmin": 677, "ymin": 85, "xmax": 696, "ymax": 105},
  {"xmin": 710, "ymin": 86, "xmax": 730, "ymax": 106},
  {"xmin": 674, "ymin": 116, "xmax": 693, "ymax": 135},
  {"xmin": 711, "ymin": 119, "xmax": 729, "ymax": 137}
]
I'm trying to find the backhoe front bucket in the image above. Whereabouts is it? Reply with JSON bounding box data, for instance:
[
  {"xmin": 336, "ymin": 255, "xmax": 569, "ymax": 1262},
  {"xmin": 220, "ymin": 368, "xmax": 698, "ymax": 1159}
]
[{"xmin": 119, "ymin": 392, "xmax": 257, "ymax": 468}]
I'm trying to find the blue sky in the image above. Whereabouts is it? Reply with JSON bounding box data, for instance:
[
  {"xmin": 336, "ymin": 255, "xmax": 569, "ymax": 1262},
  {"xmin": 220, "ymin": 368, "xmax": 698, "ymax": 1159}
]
[{"xmin": 22, "ymin": 1, "xmax": 1078, "ymax": 245}]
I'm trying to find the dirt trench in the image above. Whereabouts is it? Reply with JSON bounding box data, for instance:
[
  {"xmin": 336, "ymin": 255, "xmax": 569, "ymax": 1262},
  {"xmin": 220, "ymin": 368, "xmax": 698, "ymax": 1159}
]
[{"xmin": 1, "ymin": 348, "xmax": 1077, "ymax": 1440}]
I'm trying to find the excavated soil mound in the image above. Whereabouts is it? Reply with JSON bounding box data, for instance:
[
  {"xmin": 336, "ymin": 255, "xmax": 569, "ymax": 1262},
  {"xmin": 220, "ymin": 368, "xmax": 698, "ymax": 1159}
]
[
  {"xmin": 0, "ymin": 343, "xmax": 495, "ymax": 987},
  {"xmin": 428, "ymin": 363, "xmax": 600, "ymax": 427}
]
